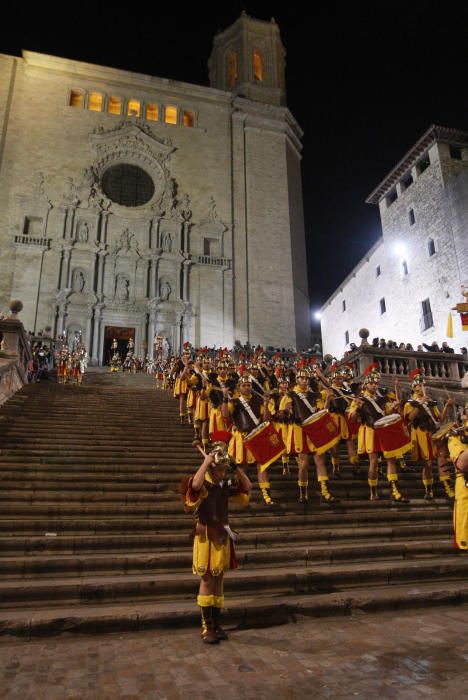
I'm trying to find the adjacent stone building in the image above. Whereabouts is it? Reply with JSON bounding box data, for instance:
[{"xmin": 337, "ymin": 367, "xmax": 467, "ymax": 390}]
[
  {"xmin": 0, "ymin": 13, "xmax": 310, "ymax": 364},
  {"xmin": 320, "ymin": 125, "xmax": 468, "ymax": 358}
]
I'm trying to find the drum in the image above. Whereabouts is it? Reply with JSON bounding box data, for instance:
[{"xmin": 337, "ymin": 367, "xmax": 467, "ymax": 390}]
[
  {"xmin": 432, "ymin": 421, "xmax": 456, "ymax": 442},
  {"xmin": 244, "ymin": 421, "xmax": 285, "ymax": 472},
  {"xmin": 374, "ymin": 414, "xmax": 411, "ymax": 454},
  {"xmin": 302, "ymin": 409, "xmax": 341, "ymax": 449}
]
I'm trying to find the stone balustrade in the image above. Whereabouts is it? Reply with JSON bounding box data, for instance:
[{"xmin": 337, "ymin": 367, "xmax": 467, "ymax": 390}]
[{"xmin": 0, "ymin": 301, "xmax": 32, "ymax": 405}]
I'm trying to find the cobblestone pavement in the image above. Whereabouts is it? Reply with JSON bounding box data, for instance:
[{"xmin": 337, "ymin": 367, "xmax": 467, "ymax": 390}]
[{"xmin": 1, "ymin": 606, "xmax": 467, "ymax": 699}]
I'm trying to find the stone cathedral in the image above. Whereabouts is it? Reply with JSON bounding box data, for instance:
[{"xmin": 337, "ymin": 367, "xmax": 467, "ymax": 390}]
[{"xmin": 0, "ymin": 13, "xmax": 309, "ymax": 364}]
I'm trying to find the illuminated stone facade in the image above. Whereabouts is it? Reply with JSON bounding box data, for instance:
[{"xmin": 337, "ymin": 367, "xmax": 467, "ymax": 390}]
[
  {"xmin": 320, "ymin": 126, "xmax": 468, "ymax": 358},
  {"xmin": 0, "ymin": 13, "xmax": 309, "ymax": 363}
]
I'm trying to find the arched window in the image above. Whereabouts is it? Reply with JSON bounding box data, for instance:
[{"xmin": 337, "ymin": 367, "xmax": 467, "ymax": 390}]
[
  {"xmin": 228, "ymin": 51, "xmax": 238, "ymax": 87},
  {"xmin": 88, "ymin": 92, "xmax": 103, "ymax": 112},
  {"xmin": 146, "ymin": 103, "xmax": 159, "ymax": 121},
  {"xmin": 253, "ymin": 50, "xmax": 263, "ymax": 81},
  {"xmin": 165, "ymin": 105, "xmax": 178, "ymax": 125},
  {"xmin": 183, "ymin": 110, "xmax": 195, "ymax": 127},
  {"xmin": 69, "ymin": 90, "xmax": 84, "ymax": 108},
  {"xmin": 127, "ymin": 99, "xmax": 141, "ymax": 117},
  {"xmin": 108, "ymin": 96, "xmax": 122, "ymax": 115}
]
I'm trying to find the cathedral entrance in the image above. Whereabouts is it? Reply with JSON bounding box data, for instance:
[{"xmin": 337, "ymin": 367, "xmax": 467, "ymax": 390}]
[{"xmin": 103, "ymin": 326, "xmax": 135, "ymax": 365}]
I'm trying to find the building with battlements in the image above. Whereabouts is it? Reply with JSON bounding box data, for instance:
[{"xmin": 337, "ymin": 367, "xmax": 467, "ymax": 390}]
[
  {"xmin": 320, "ymin": 125, "xmax": 468, "ymax": 358},
  {"xmin": 0, "ymin": 13, "xmax": 310, "ymax": 363}
]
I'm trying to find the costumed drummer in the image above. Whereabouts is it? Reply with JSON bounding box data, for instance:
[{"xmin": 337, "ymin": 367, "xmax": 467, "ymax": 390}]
[
  {"xmin": 447, "ymin": 402, "xmax": 468, "ymax": 550},
  {"xmin": 282, "ymin": 364, "xmax": 341, "ymax": 504},
  {"xmin": 322, "ymin": 364, "xmax": 360, "ymax": 477},
  {"xmin": 183, "ymin": 443, "xmax": 251, "ymax": 644},
  {"xmin": 221, "ymin": 376, "xmax": 278, "ymax": 506},
  {"xmin": 403, "ymin": 369, "xmax": 455, "ymax": 500},
  {"xmin": 349, "ymin": 363, "xmax": 410, "ymax": 503}
]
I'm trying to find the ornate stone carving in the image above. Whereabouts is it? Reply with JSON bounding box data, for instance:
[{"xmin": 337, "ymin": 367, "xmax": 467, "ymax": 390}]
[
  {"xmin": 62, "ymin": 177, "xmax": 80, "ymax": 206},
  {"xmin": 115, "ymin": 273, "xmax": 130, "ymax": 301},
  {"xmin": 159, "ymin": 280, "xmax": 172, "ymax": 301}
]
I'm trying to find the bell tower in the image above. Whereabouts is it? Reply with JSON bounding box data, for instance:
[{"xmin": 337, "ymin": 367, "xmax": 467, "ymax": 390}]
[{"xmin": 208, "ymin": 12, "xmax": 287, "ymax": 106}]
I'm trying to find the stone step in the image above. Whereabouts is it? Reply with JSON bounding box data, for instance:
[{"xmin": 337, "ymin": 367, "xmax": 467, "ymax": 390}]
[
  {"xmin": 0, "ymin": 507, "xmax": 452, "ymax": 535},
  {"xmin": 3, "ymin": 581, "xmax": 466, "ymax": 637},
  {"xmin": 0, "ymin": 540, "xmax": 455, "ymax": 580},
  {"xmin": 0, "ymin": 523, "xmax": 453, "ymax": 555},
  {"xmin": 0, "ymin": 556, "xmax": 466, "ymax": 608}
]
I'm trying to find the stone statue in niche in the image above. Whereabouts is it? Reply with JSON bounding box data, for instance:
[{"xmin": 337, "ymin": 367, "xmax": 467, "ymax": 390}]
[
  {"xmin": 207, "ymin": 196, "xmax": 220, "ymax": 222},
  {"xmin": 63, "ymin": 177, "xmax": 80, "ymax": 206},
  {"xmin": 176, "ymin": 193, "xmax": 192, "ymax": 222},
  {"xmin": 116, "ymin": 275, "xmax": 130, "ymax": 301},
  {"xmin": 73, "ymin": 270, "xmax": 86, "ymax": 293},
  {"xmin": 161, "ymin": 231, "xmax": 173, "ymax": 252},
  {"xmin": 159, "ymin": 280, "xmax": 171, "ymax": 301},
  {"xmin": 77, "ymin": 221, "xmax": 89, "ymax": 242},
  {"xmin": 80, "ymin": 167, "xmax": 96, "ymax": 189},
  {"xmin": 120, "ymin": 228, "xmax": 134, "ymax": 252}
]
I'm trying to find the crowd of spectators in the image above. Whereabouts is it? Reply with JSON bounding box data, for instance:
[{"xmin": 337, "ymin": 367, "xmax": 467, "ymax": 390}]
[{"xmin": 365, "ymin": 338, "xmax": 467, "ymax": 354}]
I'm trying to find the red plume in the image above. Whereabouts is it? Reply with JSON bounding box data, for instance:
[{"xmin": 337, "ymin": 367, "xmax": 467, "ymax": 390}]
[
  {"xmin": 363, "ymin": 362, "xmax": 379, "ymax": 376},
  {"xmin": 298, "ymin": 358, "xmax": 307, "ymax": 368},
  {"xmin": 409, "ymin": 368, "xmax": 421, "ymax": 380},
  {"xmin": 238, "ymin": 363, "xmax": 246, "ymax": 375}
]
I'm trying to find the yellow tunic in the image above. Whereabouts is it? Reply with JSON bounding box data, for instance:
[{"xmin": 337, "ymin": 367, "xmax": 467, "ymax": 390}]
[{"xmin": 403, "ymin": 401, "xmax": 440, "ymax": 462}]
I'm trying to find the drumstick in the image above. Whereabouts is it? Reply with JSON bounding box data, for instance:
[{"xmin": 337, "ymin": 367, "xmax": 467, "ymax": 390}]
[{"xmin": 192, "ymin": 439, "xmax": 208, "ymax": 458}]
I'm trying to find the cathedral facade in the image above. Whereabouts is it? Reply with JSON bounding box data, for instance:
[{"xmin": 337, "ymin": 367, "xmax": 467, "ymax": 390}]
[{"xmin": 0, "ymin": 13, "xmax": 310, "ymax": 364}]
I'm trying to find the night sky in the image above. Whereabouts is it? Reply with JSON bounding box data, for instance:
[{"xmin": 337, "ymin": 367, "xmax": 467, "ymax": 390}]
[{"xmin": 3, "ymin": 1, "xmax": 467, "ymax": 330}]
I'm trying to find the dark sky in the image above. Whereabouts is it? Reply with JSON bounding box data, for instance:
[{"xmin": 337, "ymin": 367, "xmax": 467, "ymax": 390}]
[{"xmin": 3, "ymin": 1, "xmax": 467, "ymax": 327}]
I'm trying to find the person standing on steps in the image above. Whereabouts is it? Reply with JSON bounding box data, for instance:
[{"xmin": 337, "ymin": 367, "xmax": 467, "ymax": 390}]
[{"xmin": 183, "ymin": 442, "xmax": 251, "ymax": 644}]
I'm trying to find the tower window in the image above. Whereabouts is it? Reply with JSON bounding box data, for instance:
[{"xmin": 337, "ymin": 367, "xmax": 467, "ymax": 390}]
[
  {"xmin": 420, "ymin": 298, "xmax": 434, "ymax": 331},
  {"xmin": 409, "ymin": 208, "xmax": 415, "ymax": 226},
  {"xmin": 345, "ymin": 330, "xmax": 349, "ymax": 345},
  {"xmin": 428, "ymin": 238, "xmax": 436, "ymax": 257},
  {"xmin": 380, "ymin": 298, "xmax": 386, "ymax": 315},
  {"xmin": 127, "ymin": 99, "xmax": 141, "ymax": 117},
  {"xmin": 165, "ymin": 105, "xmax": 178, "ymax": 125},
  {"xmin": 450, "ymin": 145, "xmax": 462, "ymax": 160},
  {"xmin": 386, "ymin": 189, "xmax": 398, "ymax": 206},
  {"xmin": 253, "ymin": 50, "xmax": 264, "ymax": 82},
  {"xmin": 402, "ymin": 260, "xmax": 409, "ymax": 276},
  {"xmin": 401, "ymin": 173, "xmax": 413, "ymax": 190},
  {"xmin": 88, "ymin": 92, "xmax": 103, "ymax": 112},
  {"xmin": 108, "ymin": 96, "xmax": 122, "ymax": 115},
  {"xmin": 376, "ymin": 265, "xmax": 381, "ymax": 277},
  {"xmin": 342, "ymin": 299, "xmax": 346, "ymax": 312},
  {"xmin": 228, "ymin": 51, "xmax": 238, "ymax": 87},
  {"xmin": 69, "ymin": 90, "xmax": 84, "ymax": 108},
  {"xmin": 183, "ymin": 110, "xmax": 195, "ymax": 127},
  {"xmin": 416, "ymin": 154, "xmax": 430, "ymax": 174},
  {"xmin": 146, "ymin": 103, "xmax": 159, "ymax": 121}
]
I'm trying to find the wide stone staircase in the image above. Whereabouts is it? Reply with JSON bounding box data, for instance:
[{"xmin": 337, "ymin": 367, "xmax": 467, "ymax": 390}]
[{"xmin": 0, "ymin": 370, "xmax": 466, "ymax": 636}]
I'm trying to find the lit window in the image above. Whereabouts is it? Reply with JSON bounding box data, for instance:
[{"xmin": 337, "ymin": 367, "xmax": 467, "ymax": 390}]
[
  {"xmin": 428, "ymin": 238, "xmax": 436, "ymax": 257},
  {"xmin": 376, "ymin": 265, "xmax": 381, "ymax": 277},
  {"xmin": 108, "ymin": 96, "xmax": 122, "ymax": 115},
  {"xmin": 229, "ymin": 51, "xmax": 238, "ymax": 87},
  {"xmin": 146, "ymin": 103, "xmax": 159, "ymax": 121},
  {"xmin": 88, "ymin": 92, "xmax": 103, "ymax": 112},
  {"xmin": 165, "ymin": 105, "xmax": 178, "ymax": 125},
  {"xmin": 253, "ymin": 50, "xmax": 263, "ymax": 81},
  {"xmin": 380, "ymin": 298, "xmax": 386, "ymax": 315},
  {"xmin": 183, "ymin": 110, "xmax": 195, "ymax": 127},
  {"xmin": 127, "ymin": 99, "xmax": 141, "ymax": 117},
  {"xmin": 69, "ymin": 90, "xmax": 84, "ymax": 108},
  {"xmin": 402, "ymin": 260, "xmax": 409, "ymax": 276}
]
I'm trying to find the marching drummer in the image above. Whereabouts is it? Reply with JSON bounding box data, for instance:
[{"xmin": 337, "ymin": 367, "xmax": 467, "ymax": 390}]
[
  {"xmin": 221, "ymin": 377, "xmax": 277, "ymax": 505},
  {"xmin": 269, "ymin": 373, "xmax": 292, "ymax": 475},
  {"xmin": 322, "ymin": 364, "xmax": 360, "ymax": 477},
  {"xmin": 349, "ymin": 363, "xmax": 410, "ymax": 503},
  {"xmin": 403, "ymin": 369, "xmax": 455, "ymax": 500},
  {"xmin": 282, "ymin": 364, "xmax": 340, "ymax": 503},
  {"xmin": 447, "ymin": 401, "xmax": 468, "ymax": 550},
  {"xmin": 184, "ymin": 442, "xmax": 252, "ymax": 643}
]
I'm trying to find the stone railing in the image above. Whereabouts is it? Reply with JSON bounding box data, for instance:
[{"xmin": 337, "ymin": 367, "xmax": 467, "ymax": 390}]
[
  {"xmin": 195, "ymin": 255, "xmax": 232, "ymax": 268},
  {"xmin": 13, "ymin": 234, "xmax": 50, "ymax": 248},
  {"xmin": 0, "ymin": 301, "xmax": 32, "ymax": 405}
]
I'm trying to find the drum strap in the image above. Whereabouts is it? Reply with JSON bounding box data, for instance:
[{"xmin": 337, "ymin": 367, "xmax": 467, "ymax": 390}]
[
  {"xmin": 363, "ymin": 396, "xmax": 385, "ymax": 417},
  {"xmin": 239, "ymin": 397, "xmax": 261, "ymax": 426},
  {"xmin": 249, "ymin": 376, "xmax": 265, "ymax": 394},
  {"xmin": 297, "ymin": 392, "xmax": 317, "ymax": 416},
  {"xmin": 412, "ymin": 399, "xmax": 439, "ymax": 429}
]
